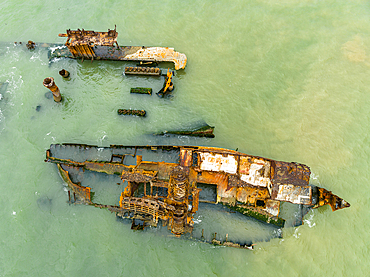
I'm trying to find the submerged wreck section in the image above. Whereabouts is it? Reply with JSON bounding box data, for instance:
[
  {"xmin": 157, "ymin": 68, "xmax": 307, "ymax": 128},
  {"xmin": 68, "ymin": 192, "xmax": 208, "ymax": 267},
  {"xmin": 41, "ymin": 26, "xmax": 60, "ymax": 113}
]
[
  {"xmin": 156, "ymin": 124, "xmax": 215, "ymax": 138},
  {"xmin": 52, "ymin": 27, "xmax": 187, "ymax": 70},
  {"xmin": 0, "ymin": 82, "xmax": 8, "ymax": 100},
  {"xmin": 125, "ymin": 66, "xmax": 161, "ymax": 76},
  {"xmin": 117, "ymin": 109, "xmax": 146, "ymax": 117},
  {"xmin": 45, "ymin": 144, "xmax": 349, "ymax": 248}
]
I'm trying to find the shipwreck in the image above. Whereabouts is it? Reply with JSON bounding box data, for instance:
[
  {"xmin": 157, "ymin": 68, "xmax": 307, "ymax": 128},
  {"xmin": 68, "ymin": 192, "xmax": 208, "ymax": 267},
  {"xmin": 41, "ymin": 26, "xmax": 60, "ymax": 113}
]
[
  {"xmin": 45, "ymin": 144, "xmax": 349, "ymax": 249},
  {"xmin": 49, "ymin": 26, "xmax": 187, "ymax": 70},
  {"xmin": 155, "ymin": 124, "xmax": 215, "ymax": 138}
]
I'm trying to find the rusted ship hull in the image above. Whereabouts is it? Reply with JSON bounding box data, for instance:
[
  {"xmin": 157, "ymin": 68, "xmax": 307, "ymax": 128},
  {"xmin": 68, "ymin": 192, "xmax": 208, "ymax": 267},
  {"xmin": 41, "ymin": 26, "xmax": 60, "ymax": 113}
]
[
  {"xmin": 49, "ymin": 27, "xmax": 187, "ymax": 70},
  {"xmin": 45, "ymin": 144, "xmax": 349, "ymax": 248}
]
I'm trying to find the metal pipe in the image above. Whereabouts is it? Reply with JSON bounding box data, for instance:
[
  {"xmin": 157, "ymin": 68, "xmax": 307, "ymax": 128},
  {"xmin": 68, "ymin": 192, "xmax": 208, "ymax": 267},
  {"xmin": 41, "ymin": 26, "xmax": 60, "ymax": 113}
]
[
  {"xmin": 59, "ymin": 69, "xmax": 70, "ymax": 78},
  {"xmin": 43, "ymin": 77, "xmax": 62, "ymax": 102}
]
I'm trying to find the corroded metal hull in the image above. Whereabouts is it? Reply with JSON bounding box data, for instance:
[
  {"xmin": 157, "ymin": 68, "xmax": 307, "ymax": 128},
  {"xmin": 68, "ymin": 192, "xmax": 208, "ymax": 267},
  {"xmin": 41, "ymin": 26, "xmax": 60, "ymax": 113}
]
[
  {"xmin": 49, "ymin": 27, "xmax": 187, "ymax": 70},
  {"xmin": 45, "ymin": 144, "xmax": 349, "ymax": 248}
]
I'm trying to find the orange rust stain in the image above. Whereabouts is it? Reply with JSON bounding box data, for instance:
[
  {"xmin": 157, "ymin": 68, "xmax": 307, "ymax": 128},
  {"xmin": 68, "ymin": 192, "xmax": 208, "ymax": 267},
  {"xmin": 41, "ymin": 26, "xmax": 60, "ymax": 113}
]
[{"xmin": 236, "ymin": 187, "xmax": 269, "ymax": 205}]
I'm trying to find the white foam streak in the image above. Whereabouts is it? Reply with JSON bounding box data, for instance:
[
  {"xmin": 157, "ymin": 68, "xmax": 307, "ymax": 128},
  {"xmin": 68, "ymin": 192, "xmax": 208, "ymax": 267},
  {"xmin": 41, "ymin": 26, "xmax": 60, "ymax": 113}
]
[
  {"xmin": 303, "ymin": 212, "xmax": 316, "ymax": 228},
  {"xmin": 49, "ymin": 45, "xmax": 67, "ymax": 54}
]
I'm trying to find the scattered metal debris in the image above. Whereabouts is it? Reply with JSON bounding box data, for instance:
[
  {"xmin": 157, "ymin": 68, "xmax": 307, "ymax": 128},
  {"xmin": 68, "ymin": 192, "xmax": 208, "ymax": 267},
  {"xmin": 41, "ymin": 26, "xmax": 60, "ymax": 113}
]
[
  {"xmin": 45, "ymin": 144, "xmax": 350, "ymax": 249},
  {"xmin": 130, "ymin": 88, "xmax": 152, "ymax": 95},
  {"xmin": 156, "ymin": 124, "xmax": 215, "ymax": 138},
  {"xmin": 124, "ymin": 66, "xmax": 161, "ymax": 76},
  {"xmin": 157, "ymin": 69, "xmax": 174, "ymax": 98},
  {"xmin": 117, "ymin": 109, "xmax": 146, "ymax": 117},
  {"xmin": 137, "ymin": 61, "xmax": 158, "ymax": 67},
  {"xmin": 52, "ymin": 26, "xmax": 187, "ymax": 70},
  {"xmin": 43, "ymin": 77, "xmax": 62, "ymax": 102},
  {"xmin": 125, "ymin": 67, "xmax": 175, "ymax": 98},
  {"xmin": 59, "ymin": 69, "xmax": 70, "ymax": 78},
  {"xmin": 210, "ymin": 232, "xmax": 253, "ymax": 249},
  {"xmin": 26, "ymin": 40, "xmax": 36, "ymax": 50}
]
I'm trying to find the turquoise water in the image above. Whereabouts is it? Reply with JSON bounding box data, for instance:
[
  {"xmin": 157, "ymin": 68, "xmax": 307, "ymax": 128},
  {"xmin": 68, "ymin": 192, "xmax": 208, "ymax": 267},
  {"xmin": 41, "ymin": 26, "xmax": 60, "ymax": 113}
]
[{"xmin": 1, "ymin": 0, "xmax": 369, "ymax": 275}]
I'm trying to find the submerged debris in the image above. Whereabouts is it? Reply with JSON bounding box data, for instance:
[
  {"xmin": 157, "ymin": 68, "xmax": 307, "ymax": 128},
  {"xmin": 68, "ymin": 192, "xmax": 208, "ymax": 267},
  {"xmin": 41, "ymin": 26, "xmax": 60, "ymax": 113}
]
[
  {"xmin": 157, "ymin": 69, "xmax": 174, "ymax": 98},
  {"xmin": 44, "ymin": 92, "xmax": 53, "ymax": 99},
  {"xmin": 125, "ymin": 66, "xmax": 161, "ymax": 76},
  {"xmin": 45, "ymin": 144, "xmax": 350, "ymax": 249},
  {"xmin": 130, "ymin": 87, "xmax": 152, "ymax": 95},
  {"xmin": 0, "ymin": 82, "xmax": 8, "ymax": 95},
  {"xmin": 117, "ymin": 109, "xmax": 146, "ymax": 117},
  {"xmin": 125, "ymin": 67, "xmax": 175, "ymax": 98},
  {"xmin": 26, "ymin": 40, "xmax": 36, "ymax": 50},
  {"xmin": 0, "ymin": 82, "xmax": 8, "ymax": 104},
  {"xmin": 37, "ymin": 196, "xmax": 52, "ymax": 213},
  {"xmin": 156, "ymin": 124, "xmax": 215, "ymax": 138},
  {"xmin": 59, "ymin": 69, "xmax": 70, "ymax": 78}
]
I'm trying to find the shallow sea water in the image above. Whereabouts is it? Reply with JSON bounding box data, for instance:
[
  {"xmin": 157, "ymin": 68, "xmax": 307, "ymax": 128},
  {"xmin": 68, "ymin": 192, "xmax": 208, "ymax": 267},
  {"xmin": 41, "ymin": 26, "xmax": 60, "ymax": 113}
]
[{"xmin": 0, "ymin": 0, "xmax": 369, "ymax": 276}]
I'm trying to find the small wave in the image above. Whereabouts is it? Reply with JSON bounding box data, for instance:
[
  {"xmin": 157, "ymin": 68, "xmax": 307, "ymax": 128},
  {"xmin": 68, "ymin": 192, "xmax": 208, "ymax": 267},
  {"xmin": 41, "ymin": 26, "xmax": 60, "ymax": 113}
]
[
  {"xmin": 303, "ymin": 211, "xmax": 316, "ymax": 228},
  {"xmin": 49, "ymin": 45, "xmax": 67, "ymax": 54},
  {"xmin": 193, "ymin": 215, "xmax": 203, "ymax": 224},
  {"xmin": 293, "ymin": 227, "xmax": 301, "ymax": 238}
]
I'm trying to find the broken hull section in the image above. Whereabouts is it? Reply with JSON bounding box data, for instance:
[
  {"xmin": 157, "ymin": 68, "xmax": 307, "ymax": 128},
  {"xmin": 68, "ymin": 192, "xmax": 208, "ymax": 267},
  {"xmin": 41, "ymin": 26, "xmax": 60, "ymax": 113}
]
[
  {"xmin": 49, "ymin": 45, "xmax": 187, "ymax": 70},
  {"xmin": 49, "ymin": 28, "xmax": 187, "ymax": 70},
  {"xmin": 155, "ymin": 124, "xmax": 215, "ymax": 138},
  {"xmin": 45, "ymin": 144, "xmax": 349, "ymax": 248}
]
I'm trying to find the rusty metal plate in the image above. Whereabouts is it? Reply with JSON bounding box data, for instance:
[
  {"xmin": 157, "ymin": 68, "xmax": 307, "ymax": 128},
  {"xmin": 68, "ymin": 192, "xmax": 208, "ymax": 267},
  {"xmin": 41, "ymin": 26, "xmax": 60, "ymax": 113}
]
[
  {"xmin": 199, "ymin": 152, "xmax": 238, "ymax": 174},
  {"xmin": 239, "ymin": 156, "xmax": 271, "ymax": 187},
  {"xmin": 274, "ymin": 184, "xmax": 312, "ymax": 205}
]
